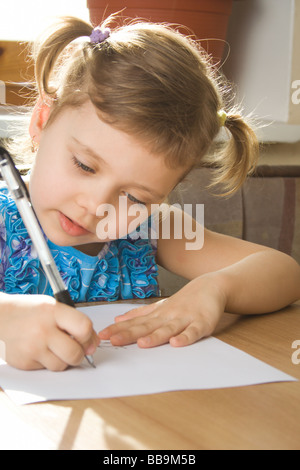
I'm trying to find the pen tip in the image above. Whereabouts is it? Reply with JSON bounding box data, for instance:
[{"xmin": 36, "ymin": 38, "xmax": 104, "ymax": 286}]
[{"xmin": 86, "ymin": 355, "xmax": 96, "ymax": 368}]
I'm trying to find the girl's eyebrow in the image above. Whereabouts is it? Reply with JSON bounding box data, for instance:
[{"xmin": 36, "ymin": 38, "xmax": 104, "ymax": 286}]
[
  {"xmin": 71, "ymin": 137, "xmax": 166, "ymax": 200},
  {"xmin": 71, "ymin": 137, "xmax": 109, "ymax": 168},
  {"xmin": 132, "ymin": 183, "xmax": 165, "ymax": 200}
]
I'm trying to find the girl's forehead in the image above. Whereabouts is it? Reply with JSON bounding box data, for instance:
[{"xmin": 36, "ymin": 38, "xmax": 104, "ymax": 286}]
[
  {"xmin": 50, "ymin": 101, "xmax": 186, "ymax": 192},
  {"xmin": 73, "ymin": 102, "xmax": 184, "ymax": 162}
]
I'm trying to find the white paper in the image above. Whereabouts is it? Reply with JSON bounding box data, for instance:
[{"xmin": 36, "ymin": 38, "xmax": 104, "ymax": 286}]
[{"xmin": 0, "ymin": 303, "xmax": 296, "ymax": 405}]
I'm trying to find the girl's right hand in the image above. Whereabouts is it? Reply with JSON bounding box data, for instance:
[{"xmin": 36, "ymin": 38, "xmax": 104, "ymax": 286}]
[{"xmin": 0, "ymin": 293, "xmax": 99, "ymax": 371}]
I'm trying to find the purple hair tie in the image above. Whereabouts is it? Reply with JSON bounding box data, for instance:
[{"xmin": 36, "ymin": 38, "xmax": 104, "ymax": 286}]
[{"xmin": 90, "ymin": 26, "xmax": 111, "ymax": 44}]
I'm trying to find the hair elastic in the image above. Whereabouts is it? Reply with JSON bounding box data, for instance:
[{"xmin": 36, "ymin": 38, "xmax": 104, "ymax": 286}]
[
  {"xmin": 217, "ymin": 110, "xmax": 227, "ymax": 127},
  {"xmin": 90, "ymin": 26, "xmax": 111, "ymax": 44}
]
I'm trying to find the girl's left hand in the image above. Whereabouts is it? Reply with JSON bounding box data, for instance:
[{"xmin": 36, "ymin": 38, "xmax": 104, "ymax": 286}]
[{"xmin": 98, "ymin": 275, "xmax": 227, "ymax": 348}]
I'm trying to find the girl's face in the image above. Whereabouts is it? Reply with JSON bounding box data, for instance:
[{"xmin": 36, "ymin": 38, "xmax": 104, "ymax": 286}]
[{"xmin": 29, "ymin": 100, "xmax": 185, "ymax": 253}]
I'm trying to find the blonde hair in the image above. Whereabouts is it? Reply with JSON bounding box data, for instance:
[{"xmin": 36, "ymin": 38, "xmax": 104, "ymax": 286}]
[{"xmin": 28, "ymin": 16, "xmax": 258, "ymax": 194}]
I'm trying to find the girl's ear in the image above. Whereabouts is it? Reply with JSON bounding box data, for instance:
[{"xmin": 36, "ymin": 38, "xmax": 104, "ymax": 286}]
[{"xmin": 29, "ymin": 97, "xmax": 52, "ymax": 143}]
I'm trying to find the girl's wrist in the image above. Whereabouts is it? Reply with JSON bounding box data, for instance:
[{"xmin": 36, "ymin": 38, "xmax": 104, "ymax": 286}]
[{"xmin": 192, "ymin": 271, "xmax": 229, "ymax": 311}]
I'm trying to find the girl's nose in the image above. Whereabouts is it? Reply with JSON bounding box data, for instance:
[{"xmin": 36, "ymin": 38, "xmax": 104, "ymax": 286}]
[{"xmin": 76, "ymin": 182, "xmax": 115, "ymax": 216}]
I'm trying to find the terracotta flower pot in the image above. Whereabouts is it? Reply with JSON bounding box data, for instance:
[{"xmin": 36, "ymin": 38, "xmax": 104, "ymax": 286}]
[{"xmin": 87, "ymin": 0, "xmax": 233, "ymax": 62}]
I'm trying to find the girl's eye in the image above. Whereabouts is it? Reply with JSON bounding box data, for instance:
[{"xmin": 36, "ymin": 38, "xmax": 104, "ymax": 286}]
[
  {"xmin": 72, "ymin": 156, "xmax": 95, "ymax": 174},
  {"xmin": 125, "ymin": 191, "xmax": 147, "ymax": 206}
]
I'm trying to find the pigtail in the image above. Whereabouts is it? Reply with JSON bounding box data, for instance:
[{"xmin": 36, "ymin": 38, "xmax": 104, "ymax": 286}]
[
  {"xmin": 33, "ymin": 17, "xmax": 93, "ymax": 97},
  {"xmin": 207, "ymin": 109, "xmax": 259, "ymax": 196}
]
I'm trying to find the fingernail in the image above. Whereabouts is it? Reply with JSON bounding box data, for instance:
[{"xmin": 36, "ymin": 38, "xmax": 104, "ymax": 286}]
[
  {"xmin": 110, "ymin": 334, "xmax": 124, "ymax": 345},
  {"xmin": 98, "ymin": 329, "xmax": 109, "ymax": 339},
  {"xmin": 140, "ymin": 336, "xmax": 151, "ymax": 346}
]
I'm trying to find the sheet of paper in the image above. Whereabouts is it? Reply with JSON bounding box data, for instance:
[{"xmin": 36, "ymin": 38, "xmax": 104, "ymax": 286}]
[{"xmin": 0, "ymin": 303, "xmax": 297, "ymax": 405}]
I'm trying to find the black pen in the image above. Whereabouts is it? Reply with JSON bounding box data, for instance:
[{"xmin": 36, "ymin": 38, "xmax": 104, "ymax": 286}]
[{"xmin": 0, "ymin": 147, "xmax": 95, "ymax": 368}]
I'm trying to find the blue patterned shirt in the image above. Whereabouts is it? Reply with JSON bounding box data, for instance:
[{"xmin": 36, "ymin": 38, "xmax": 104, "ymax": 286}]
[{"xmin": 0, "ymin": 185, "xmax": 159, "ymax": 302}]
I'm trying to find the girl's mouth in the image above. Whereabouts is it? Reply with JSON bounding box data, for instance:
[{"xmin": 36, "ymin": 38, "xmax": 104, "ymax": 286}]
[{"xmin": 58, "ymin": 212, "xmax": 91, "ymax": 237}]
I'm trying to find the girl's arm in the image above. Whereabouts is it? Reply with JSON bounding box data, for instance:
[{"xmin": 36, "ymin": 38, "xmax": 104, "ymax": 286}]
[
  {"xmin": 99, "ymin": 207, "xmax": 300, "ymax": 347},
  {"xmin": 157, "ymin": 208, "xmax": 300, "ymax": 314}
]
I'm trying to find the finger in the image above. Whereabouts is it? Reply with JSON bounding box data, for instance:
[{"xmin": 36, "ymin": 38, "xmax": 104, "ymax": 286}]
[
  {"xmin": 114, "ymin": 302, "xmax": 159, "ymax": 323},
  {"xmin": 99, "ymin": 300, "xmax": 172, "ymax": 343},
  {"xmin": 99, "ymin": 299, "xmax": 169, "ymax": 339},
  {"xmin": 7, "ymin": 355, "xmax": 44, "ymax": 371},
  {"xmin": 55, "ymin": 306, "xmax": 96, "ymax": 348},
  {"xmin": 8, "ymin": 346, "xmax": 68, "ymax": 371},
  {"xmin": 137, "ymin": 318, "xmax": 187, "ymax": 348},
  {"xmin": 83, "ymin": 330, "xmax": 100, "ymax": 355},
  {"xmin": 108, "ymin": 317, "xmax": 163, "ymax": 346},
  {"xmin": 38, "ymin": 349, "xmax": 69, "ymax": 372},
  {"xmin": 48, "ymin": 329, "xmax": 86, "ymax": 367},
  {"xmin": 169, "ymin": 322, "xmax": 206, "ymax": 347},
  {"xmin": 99, "ymin": 311, "xmax": 157, "ymax": 340}
]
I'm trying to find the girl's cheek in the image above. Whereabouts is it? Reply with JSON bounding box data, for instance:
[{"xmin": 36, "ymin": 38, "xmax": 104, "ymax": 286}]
[{"xmin": 95, "ymin": 201, "xmax": 149, "ymax": 241}]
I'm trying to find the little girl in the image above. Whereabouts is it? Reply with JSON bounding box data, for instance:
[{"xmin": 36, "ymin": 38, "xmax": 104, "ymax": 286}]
[{"xmin": 0, "ymin": 16, "xmax": 299, "ymax": 371}]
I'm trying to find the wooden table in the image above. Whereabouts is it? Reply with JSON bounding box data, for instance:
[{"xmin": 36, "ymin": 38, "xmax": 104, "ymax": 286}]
[{"xmin": 0, "ymin": 299, "xmax": 299, "ymax": 450}]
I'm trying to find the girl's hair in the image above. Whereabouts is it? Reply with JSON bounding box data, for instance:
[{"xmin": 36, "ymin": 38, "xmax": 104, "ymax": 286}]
[{"xmin": 27, "ymin": 15, "xmax": 259, "ymax": 194}]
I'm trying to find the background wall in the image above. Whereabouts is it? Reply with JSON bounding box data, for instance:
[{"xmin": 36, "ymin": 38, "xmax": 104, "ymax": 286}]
[{"xmin": 223, "ymin": 0, "xmax": 300, "ymax": 143}]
